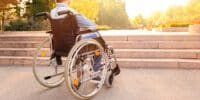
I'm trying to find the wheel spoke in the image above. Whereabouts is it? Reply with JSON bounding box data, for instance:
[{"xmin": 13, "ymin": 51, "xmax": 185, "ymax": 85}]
[{"xmin": 65, "ymin": 39, "xmax": 108, "ymax": 99}]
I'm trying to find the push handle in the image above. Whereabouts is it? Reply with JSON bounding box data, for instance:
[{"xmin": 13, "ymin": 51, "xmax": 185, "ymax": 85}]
[{"xmin": 57, "ymin": 10, "xmax": 73, "ymax": 16}]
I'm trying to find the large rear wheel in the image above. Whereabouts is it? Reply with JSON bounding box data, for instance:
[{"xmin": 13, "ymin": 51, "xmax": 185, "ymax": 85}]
[
  {"xmin": 33, "ymin": 37, "xmax": 65, "ymax": 88},
  {"xmin": 65, "ymin": 39, "xmax": 108, "ymax": 99}
]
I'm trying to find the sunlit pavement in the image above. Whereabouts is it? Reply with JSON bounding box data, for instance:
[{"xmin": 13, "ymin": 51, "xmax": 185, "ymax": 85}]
[
  {"xmin": 99, "ymin": 30, "xmax": 190, "ymax": 36},
  {"xmin": 0, "ymin": 66, "xmax": 200, "ymax": 100}
]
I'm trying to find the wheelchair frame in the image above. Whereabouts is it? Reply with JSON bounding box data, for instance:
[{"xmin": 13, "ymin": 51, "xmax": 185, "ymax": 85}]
[{"xmin": 32, "ymin": 11, "xmax": 120, "ymax": 99}]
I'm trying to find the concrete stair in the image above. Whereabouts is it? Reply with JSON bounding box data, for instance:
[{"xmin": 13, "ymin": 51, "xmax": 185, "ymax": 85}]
[{"xmin": 0, "ymin": 31, "xmax": 200, "ymax": 68}]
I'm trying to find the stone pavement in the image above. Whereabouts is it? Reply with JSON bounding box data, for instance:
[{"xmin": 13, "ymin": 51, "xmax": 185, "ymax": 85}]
[{"xmin": 0, "ymin": 66, "xmax": 200, "ymax": 100}]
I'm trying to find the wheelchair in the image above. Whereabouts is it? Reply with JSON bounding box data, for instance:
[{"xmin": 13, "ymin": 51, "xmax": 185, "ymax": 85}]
[{"xmin": 32, "ymin": 11, "xmax": 120, "ymax": 99}]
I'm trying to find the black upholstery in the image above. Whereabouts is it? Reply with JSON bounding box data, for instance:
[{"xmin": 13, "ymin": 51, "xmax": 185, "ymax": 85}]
[{"xmin": 50, "ymin": 13, "xmax": 79, "ymax": 56}]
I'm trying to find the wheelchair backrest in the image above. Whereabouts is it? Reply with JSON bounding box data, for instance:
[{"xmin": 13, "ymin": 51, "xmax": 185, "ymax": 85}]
[{"xmin": 49, "ymin": 12, "xmax": 79, "ymax": 56}]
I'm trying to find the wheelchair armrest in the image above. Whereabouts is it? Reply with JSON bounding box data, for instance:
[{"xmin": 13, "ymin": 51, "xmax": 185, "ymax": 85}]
[
  {"xmin": 46, "ymin": 30, "xmax": 53, "ymax": 34},
  {"xmin": 78, "ymin": 29, "xmax": 98, "ymax": 34},
  {"xmin": 75, "ymin": 29, "xmax": 99, "ymax": 43}
]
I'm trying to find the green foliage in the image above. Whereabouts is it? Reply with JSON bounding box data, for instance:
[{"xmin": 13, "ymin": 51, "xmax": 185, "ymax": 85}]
[
  {"xmin": 4, "ymin": 18, "xmax": 30, "ymax": 31},
  {"xmin": 22, "ymin": 0, "xmax": 55, "ymax": 31},
  {"xmin": 97, "ymin": 0, "xmax": 130, "ymax": 29},
  {"xmin": 28, "ymin": 0, "xmax": 55, "ymax": 17},
  {"xmin": 70, "ymin": 0, "xmax": 99, "ymax": 22},
  {"xmin": 4, "ymin": 18, "xmax": 51, "ymax": 31},
  {"xmin": 0, "ymin": 0, "xmax": 17, "ymax": 8},
  {"xmin": 31, "ymin": 19, "xmax": 51, "ymax": 31},
  {"xmin": 146, "ymin": 0, "xmax": 200, "ymax": 28},
  {"xmin": 131, "ymin": 14, "xmax": 146, "ymax": 27}
]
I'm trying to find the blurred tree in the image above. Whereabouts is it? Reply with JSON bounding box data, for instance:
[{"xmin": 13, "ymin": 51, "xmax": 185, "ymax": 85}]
[
  {"xmin": 97, "ymin": 0, "xmax": 130, "ymax": 28},
  {"xmin": 18, "ymin": 0, "xmax": 56, "ymax": 31},
  {"xmin": 0, "ymin": 0, "xmax": 18, "ymax": 30},
  {"xmin": 0, "ymin": 0, "xmax": 17, "ymax": 8},
  {"xmin": 146, "ymin": 11, "xmax": 166, "ymax": 26},
  {"xmin": 143, "ymin": 0, "xmax": 200, "ymax": 28},
  {"xmin": 27, "ymin": 0, "xmax": 55, "ymax": 17},
  {"xmin": 186, "ymin": 0, "xmax": 200, "ymax": 22},
  {"xmin": 131, "ymin": 14, "xmax": 146, "ymax": 28},
  {"xmin": 70, "ymin": 0, "xmax": 130, "ymax": 29},
  {"xmin": 70, "ymin": 0, "xmax": 99, "ymax": 22}
]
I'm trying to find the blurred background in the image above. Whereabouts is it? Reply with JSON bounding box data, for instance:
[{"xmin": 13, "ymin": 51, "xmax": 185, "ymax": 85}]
[{"xmin": 0, "ymin": 0, "xmax": 199, "ymax": 31}]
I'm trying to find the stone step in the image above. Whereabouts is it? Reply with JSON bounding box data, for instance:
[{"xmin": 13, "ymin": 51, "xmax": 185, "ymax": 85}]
[
  {"xmin": 1, "ymin": 31, "xmax": 200, "ymax": 69},
  {"xmin": 0, "ymin": 32, "xmax": 128, "ymax": 41},
  {"xmin": 0, "ymin": 48, "xmax": 200, "ymax": 59},
  {"xmin": 0, "ymin": 56, "xmax": 200, "ymax": 69},
  {"xmin": 0, "ymin": 41, "xmax": 43, "ymax": 48},
  {"xmin": 0, "ymin": 34, "xmax": 127, "ymax": 41},
  {"xmin": 118, "ymin": 58, "xmax": 200, "ymax": 69},
  {"xmin": 0, "ymin": 31, "xmax": 48, "ymax": 41},
  {"xmin": 108, "ymin": 41, "xmax": 200, "ymax": 49},
  {"xmin": 127, "ymin": 35, "xmax": 200, "ymax": 41},
  {"xmin": 0, "ymin": 48, "xmax": 49, "ymax": 57},
  {"xmin": 1, "ymin": 31, "xmax": 200, "ymax": 41},
  {"xmin": 1, "ymin": 41, "xmax": 200, "ymax": 49},
  {"xmin": 115, "ymin": 49, "xmax": 200, "ymax": 59},
  {"xmin": 0, "ymin": 36, "xmax": 47, "ymax": 41}
]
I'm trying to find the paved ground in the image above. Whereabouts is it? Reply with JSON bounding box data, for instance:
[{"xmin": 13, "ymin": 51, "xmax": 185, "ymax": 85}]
[{"xmin": 1, "ymin": 66, "xmax": 200, "ymax": 100}]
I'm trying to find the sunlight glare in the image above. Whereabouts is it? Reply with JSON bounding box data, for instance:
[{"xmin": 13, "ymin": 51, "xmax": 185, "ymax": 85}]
[{"xmin": 126, "ymin": 0, "xmax": 189, "ymax": 18}]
